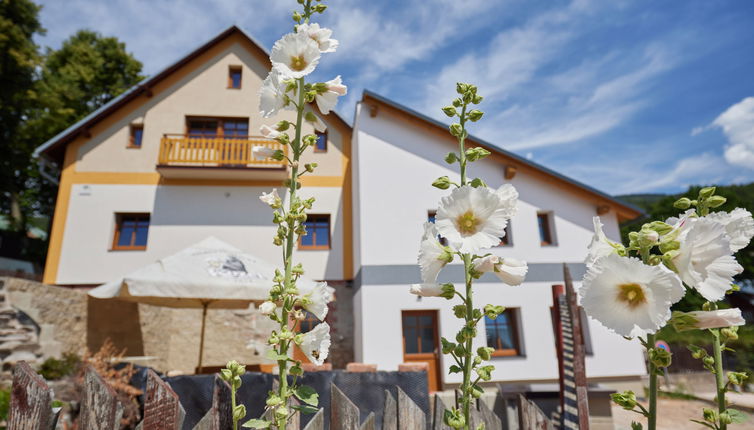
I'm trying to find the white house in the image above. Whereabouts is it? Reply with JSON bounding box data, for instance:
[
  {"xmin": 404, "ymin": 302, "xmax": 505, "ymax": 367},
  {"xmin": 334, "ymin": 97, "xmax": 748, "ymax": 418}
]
[
  {"xmin": 34, "ymin": 26, "xmax": 646, "ymax": 388},
  {"xmin": 350, "ymin": 91, "xmax": 646, "ymax": 390}
]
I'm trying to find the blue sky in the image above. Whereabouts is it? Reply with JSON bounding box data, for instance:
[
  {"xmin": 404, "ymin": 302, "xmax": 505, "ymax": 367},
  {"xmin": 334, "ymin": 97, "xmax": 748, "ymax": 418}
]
[{"xmin": 35, "ymin": 0, "xmax": 754, "ymax": 196}]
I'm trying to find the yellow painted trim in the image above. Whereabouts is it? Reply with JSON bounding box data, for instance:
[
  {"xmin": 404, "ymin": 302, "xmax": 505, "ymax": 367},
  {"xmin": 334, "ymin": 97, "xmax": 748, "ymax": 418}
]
[
  {"xmin": 66, "ymin": 171, "xmax": 344, "ymax": 187},
  {"xmin": 42, "ymin": 143, "xmax": 79, "ymax": 284}
]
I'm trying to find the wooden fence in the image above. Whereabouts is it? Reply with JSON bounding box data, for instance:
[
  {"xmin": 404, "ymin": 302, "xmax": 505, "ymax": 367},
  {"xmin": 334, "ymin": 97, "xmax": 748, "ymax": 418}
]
[{"xmin": 6, "ymin": 361, "xmax": 555, "ymax": 430}]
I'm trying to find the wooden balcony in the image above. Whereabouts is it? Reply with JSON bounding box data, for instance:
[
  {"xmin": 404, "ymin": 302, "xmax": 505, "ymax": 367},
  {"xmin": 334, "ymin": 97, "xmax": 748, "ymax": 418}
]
[{"xmin": 157, "ymin": 134, "xmax": 287, "ymax": 180}]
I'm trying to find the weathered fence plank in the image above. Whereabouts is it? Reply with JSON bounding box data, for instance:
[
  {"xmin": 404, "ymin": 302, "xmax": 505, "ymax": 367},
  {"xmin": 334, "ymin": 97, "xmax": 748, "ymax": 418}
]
[
  {"xmin": 382, "ymin": 390, "xmax": 397, "ymax": 430},
  {"xmin": 517, "ymin": 395, "xmax": 554, "ymax": 430},
  {"xmin": 141, "ymin": 369, "xmax": 185, "ymax": 430},
  {"xmin": 396, "ymin": 386, "xmax": 426, "ymax": 430},
  {"xmin": 79, "ymin": 365, "xmax": 124, "ymax": 430},
  {"xmin": 432, "ymin": 395, "xmax": 451, "ymax": 430},
  {"xmin": 360, "ymin": 412, "xmax": 375, "ymax": 430},
  {"xmin": 478, "ymin": 399, "xmax": 502, "ymax": 430},
  {"xmin": 303, "ymin": 408, "xmax": 324, "ymax": 430},
  {"xmin": 193, "ymin": 376, "xmax": 233, "ymax": 430},
  {"xmin": 7, "ymin": 361, "xmax": 54, "ymax": 430},
  {"xmin": 331, "ymin": 383, "xmax": 360, "ymax": 430}
]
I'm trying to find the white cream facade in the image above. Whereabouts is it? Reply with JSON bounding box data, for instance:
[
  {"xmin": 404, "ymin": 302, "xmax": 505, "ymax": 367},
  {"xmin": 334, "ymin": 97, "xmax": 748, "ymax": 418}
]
[{"xmin": 350, "ymin": 98, "xmax": 647, "ymax": 385}]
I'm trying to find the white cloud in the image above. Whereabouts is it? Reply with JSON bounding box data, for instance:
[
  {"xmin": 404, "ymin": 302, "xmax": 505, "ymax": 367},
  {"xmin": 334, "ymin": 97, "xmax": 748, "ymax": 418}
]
[{"xmin": 712, "ymin": 97, "xmax": 754, "ymax": 169}]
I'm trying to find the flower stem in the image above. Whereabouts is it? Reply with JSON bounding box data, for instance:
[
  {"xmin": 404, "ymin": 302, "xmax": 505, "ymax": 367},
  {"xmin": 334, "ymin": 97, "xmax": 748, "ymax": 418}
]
[
  {"xmin": 458, "ymin": 104, "xmax": 468, "ymax": 186},
  {"xmin": 646, "ymin": 332, "xmax": 657, "ymax": 430},
  {"xmin": 461, "ymin": 253, "xmax": 473, "ymax": 430},
  {"xmin": 231, "ymin": 387, "xmax": 238, "ymax": 430},
  {"xmin": 712, "ymin": 329, "xmax": 727, "ymax": 430}
]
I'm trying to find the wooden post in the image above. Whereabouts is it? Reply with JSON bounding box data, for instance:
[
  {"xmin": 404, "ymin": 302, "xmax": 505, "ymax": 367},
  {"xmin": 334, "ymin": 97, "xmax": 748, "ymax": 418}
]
[
  {"xmin": 7, "ymin": 361, "xmax": 54, "ymax": 430},
  {"xmin": 193, "ymin": 375, "xmax": 233, "ymax": 430},
  {"xmin": 79, "ymin": 365, "xmax": 124, "ymax": 430},
  {"xmin": 360, "ymin": 412, "xmax": 376, "ymax": 430},
  {"xmin": 396, "ymin": 387, "xmax": 426, "ymax": 430},
  {"xmin": 431, "ymin": 395, "xmax": 451, "ymax": 430},
  {"xmin": 563, "ymin": 264, "xmax": 590, "ymax": 430},
  {"xmin": 517, "ymin": 395, "xmax": 554, "ymax": 430},
  {"xmin": 330, "ymin": 384, "xmax": 360, "ymax": 430},
  {"xmin": 303, "ymin": 408, "xmax": 324, "ymax": 430},
  {"xmin": 382, "ymin": 390, "xmax": 397, "ymax": 430},
  {"xmin": 141, "ymin": 369, "xmax": 185, "ymax": 429}
]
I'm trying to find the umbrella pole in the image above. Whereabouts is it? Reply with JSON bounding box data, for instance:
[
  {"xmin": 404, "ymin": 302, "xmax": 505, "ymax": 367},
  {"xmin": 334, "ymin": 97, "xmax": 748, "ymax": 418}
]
[{"xmin": 198, "ymin": 301, "xmax": 209, "ymax": 372}]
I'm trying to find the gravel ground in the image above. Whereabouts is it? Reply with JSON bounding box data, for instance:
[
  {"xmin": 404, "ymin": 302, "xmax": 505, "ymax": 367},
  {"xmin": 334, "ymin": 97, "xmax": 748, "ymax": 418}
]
[{"xmin": 611, "ymin": 398, "xmax": 754, "ymax": 429}]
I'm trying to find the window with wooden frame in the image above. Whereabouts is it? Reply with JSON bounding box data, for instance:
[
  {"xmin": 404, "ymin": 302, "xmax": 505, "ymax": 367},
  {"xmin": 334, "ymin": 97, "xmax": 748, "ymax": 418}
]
[
  {"xmin": 297, "ymin": 310, "xmax": 321, "ymax": 334},
  {"xmin": 427, "ymin": 210, "xmax": 448, "ymax": 246},
  {"xmin": 299, "ymin": 214, "xmax": 330, "ymax": 250},
  {"xmin": 402, "ymin": 311, "xmax": 438, "ymax": 355},
  {"xmin": 498, "ymin": 222, "xmax": 513, "ymax": 246},
  {"xmin": 129, "ymin": 124, "xmax": 143, "ymax": 148},
  {"xmin": 485, "ymin": 308, "xmax": 522, "ymax": 357},
  {"xmin": 314, "ymin": 130, "xmax": 327, "ymax": 152},
  {"xmin": 537, "ymin": 212, "xmax": 556, "ymax": 246},
  {"xmin": 112, "ymin": 213, "xmax": 150, "ymax": 250},
  {"xmin": 186, "ymin": 117, "xmax": 249, "ymax": 138},
  {"xmin": 228, "ymin": 65, "xmax": 242, "ymax": 89}
]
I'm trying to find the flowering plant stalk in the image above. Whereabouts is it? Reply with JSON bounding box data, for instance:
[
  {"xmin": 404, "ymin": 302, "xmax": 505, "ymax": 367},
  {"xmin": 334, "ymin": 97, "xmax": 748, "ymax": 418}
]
[
  {"xmin": 241, "ymin": 1, "xmax": 346, "ymax": 429},
  {"xmin": 413, "ymin": 83, "xmax": 527, "ymax": 430},
  {"xmin": 582, "ymin": 187, "xmax": 753, "ymax": 430}
]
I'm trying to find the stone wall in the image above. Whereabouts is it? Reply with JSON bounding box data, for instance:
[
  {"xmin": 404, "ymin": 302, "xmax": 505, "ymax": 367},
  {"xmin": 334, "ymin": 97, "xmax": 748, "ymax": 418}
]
[{"xmin": 1, "ymin": 277, "xmax": 355, "ymax": 374}]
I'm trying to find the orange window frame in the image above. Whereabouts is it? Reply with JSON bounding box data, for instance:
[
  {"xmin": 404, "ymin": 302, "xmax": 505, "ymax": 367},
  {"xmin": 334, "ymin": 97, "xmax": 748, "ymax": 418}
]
[
  {"xmin": 537, "ymin": 212, "xmax": 555, "ymax": 246},
  {"xmin": 298, "ymin": 214, "xmax": 331, "ymax": 250},
  {"xmin": 228, "ymin": 65, "xmax": 242, "ymax": 89},
  {"xmin": 314, "ymin": 130, "xmax": 328, "ymax": 152},
  {"xmin": 112, "ymin": 213, "xmax": 150, "ymax": 251},
  {"xmin": 485, "ymin": 309, "xmax": 521, "ymax": 357},
  {"xmin": 128, "ymin": 124, "xmax": 143, "ymax": 148}
]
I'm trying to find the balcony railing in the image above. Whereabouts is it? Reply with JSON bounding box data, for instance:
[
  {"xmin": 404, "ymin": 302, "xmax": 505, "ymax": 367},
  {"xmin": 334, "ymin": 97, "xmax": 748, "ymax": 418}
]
[{"xmin": 158, "ymin": 134, "xmax": 286, "ymax": 168}]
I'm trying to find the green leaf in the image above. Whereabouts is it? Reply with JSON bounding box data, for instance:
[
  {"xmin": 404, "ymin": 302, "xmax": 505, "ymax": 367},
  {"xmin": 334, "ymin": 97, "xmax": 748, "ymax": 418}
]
[
  {"xmin": 265, "ymin": 349, "xmax": 289, "ymax": 362},
  {"xmin": 726, "ymin": 409, "xmax": 748, "ymax": 424},
  {"xmin": 242, "ymin": 418, "xmax": 271, "ymax": 428},
  {"xmin": 291, "ymin": 404, "xmax": 320, "ymax": 414},
  {"xmin": 630, "ymin": 422, "xmax": 643, "ymax": 430},
  {"xmin": 449, "ymin": 365, "xmax": 462, "ymax": 374},
  {"xmin": 293, "ymin": 385, "xmax": 319, "ymax": 406}
]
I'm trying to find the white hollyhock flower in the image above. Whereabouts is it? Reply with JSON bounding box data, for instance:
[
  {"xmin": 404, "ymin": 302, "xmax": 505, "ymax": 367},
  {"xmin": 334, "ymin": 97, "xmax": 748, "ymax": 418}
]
[
  {"xmin": 260, "ymin": 124, "xmax": 281, "ymax": 139},
  {"xmin": 315, "ymin": 76, "xmax": 347, "ymax": 114},
  {"xmin": 259, "ymin": 301, "xmax": 276, "ymax": 316},
  {"xmin": 435, "ymin": 185, "xmax": 515, "ymax": 253},
  {"xmin": 673, "ymin": 308, "xmax": 745, "ymax": 331},
  {"xmin": 418, "ymin": 223, "xmax": 452, "ymax": 283},
  {"xmin": 270, "ymin": 32, "xmax": 320, "ymax": 79},
  {"xmin": 252, "ymin": 146, "xmax": 276, "ymax": 160},
  {"xmin": 300, "ymin": 322, "xmax": 330, "ymax": 365},
  {"xmin": 665, "ymin": 209, "xmax": 697, "ymax": 241},
  {"xmin": 297, "ymin": 23, "xmax": 339, "ymax": 53},
  {"xmin": 259, "ymin": 70, "xmax": 294, "ymax": 118},
  {"xmin": 409, "ymin": 283, "xmax": 444, "ymax": 297},
  {"xmin": 673, "ymin": 218, "xmax": 743, "ymax": 302},
  {"xmin": 495, "ymin": 184, "xmax": 519, "ymax": 218},
  {"xmin": 303, "ymin": 282, "xmax": 333, "ymax": 321},
  {"xmin": 586, "ymin": 217, "xmax": 620, "ymax": 268},
  {"xmin": 473, "ymin": 255, "xmax": 528, "ymax": 286},
  {"xmin": 580, "ymin": 254, "xmax": 684, "ymax": 337},
  {"xmin": 706, "ymin": 208, "xmax": 754, "ymax": 252},
  {"xmin": 259, "ymin": 189, "xmax": 280, "ymax": 207}
]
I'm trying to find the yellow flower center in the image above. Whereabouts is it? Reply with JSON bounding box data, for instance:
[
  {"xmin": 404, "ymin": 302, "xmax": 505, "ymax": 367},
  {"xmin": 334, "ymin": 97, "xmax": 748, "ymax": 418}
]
[
  {"xmin": 456, "ymin": 210, "xmax": 482, "ymax": 235},
  {"xmin": 290, "ymin": 55, "xmax": 307, "ymax": 71},
  {"xmin": 617, "ymin": 283, "xmax": 647, "ymax": 309}
]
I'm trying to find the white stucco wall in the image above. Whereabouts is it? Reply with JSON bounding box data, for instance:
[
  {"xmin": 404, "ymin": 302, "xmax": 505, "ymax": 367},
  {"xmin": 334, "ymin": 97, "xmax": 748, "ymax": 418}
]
[
  {"xmin": 57, "ymin": 184, "xmax": 345, "ymax": 284},
  {"xmin": 351, "ymin": 101, "xmax": 646, "ymax": 383}
]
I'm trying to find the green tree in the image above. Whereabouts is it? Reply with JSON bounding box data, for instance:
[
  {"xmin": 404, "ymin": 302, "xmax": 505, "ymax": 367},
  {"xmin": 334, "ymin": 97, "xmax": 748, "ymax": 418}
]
[{"xmin": 0, "ymin": 0, "xmax": 44, "ymax": 231}]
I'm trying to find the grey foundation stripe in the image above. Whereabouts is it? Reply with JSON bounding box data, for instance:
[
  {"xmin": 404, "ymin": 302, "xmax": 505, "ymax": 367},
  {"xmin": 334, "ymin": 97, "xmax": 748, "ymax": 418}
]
[{"xmin": 354, "ymin": 262, "xmax": 586, "ymax": 287}]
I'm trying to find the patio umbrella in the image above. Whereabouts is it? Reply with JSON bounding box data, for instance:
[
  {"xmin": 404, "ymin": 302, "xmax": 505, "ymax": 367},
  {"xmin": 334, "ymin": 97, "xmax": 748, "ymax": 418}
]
[{"xmin": 88, "ymin": 236, "xmax": 318, "ymax": 370}]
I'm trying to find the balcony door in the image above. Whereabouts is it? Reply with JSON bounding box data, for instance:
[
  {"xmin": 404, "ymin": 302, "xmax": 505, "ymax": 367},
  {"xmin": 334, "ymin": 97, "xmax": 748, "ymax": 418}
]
[
  {"xmin": 402, "ymin": 310, "xmax": 442, "ymax": 392},
  {"xmin": 186, "ymin": 117, "xmax": 249, "ymax": 165}
]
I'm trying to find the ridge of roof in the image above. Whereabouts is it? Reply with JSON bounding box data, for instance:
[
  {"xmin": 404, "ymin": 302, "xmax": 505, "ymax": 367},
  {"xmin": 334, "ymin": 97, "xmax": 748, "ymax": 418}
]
[
  {"xmin": 361, "ymin": 89, "xmax": 644, "ymax": 218},
  {"xmin": 34, "ymin": 25, "xmax": 351, "ymax": 161}
]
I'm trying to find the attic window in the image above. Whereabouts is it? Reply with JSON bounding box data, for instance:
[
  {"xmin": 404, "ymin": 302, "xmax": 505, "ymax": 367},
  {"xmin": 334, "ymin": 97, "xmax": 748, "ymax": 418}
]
[
  {"xmin": 129, "ymin": 125, "xmax": 143, "ymax": 148},
  {"xmin": 228, "ymin": 66, "xmax": 242, "ymax": 89}
]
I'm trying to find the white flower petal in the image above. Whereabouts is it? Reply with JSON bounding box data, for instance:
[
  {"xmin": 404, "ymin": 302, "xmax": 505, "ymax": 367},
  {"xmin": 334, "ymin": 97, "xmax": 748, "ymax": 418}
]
[
  {"xmin": 304, "ymin": 282, "xmax": 332, "ymax": 321},
  {"xmin": 418, "ymin": 223, "xmax": 449, "ymax": 283},
  {"xmin": 686, "ymin": 309, "xmax": 745, "ymax": 330},
  {"xmin": 259, "ymin": 70, "xmax": 294, "ymax": 118},
  {"xmin": 260, "ymin": 124, "xmax": 280, "ymax": 139},
  {"xmin": 409, "ymin": 283, "xmax": 444, "ymax": 297},
  {"xmin": 585, "ymin": 217, "xmax": 617, "ymax": 268},
  {"xmin": 297, "ymin": 23, "xmax": 339, "ymax": 53},
  {"xmin": 252, "ymin": 146, "xmax": 276, "ymax": 160},
  {"xmin": 259, "ymin": 189, "xmax": 280, "ymax": 206},
  {"xmin": 436, "ymin": 185, "xmax": 517, "ymax": 253},
  {"xmin": 673, "ymin": 219, "xmax": 742, "ymax": 301},
  {"xmin": 473, "ymin": 256, "xmax": 528, "ymax": 286},
  {"xmin": 580, "ymin": 254, "xmax": 684, "ymax": 337},
  {"xmin": 270, "ymin": 32, "xmax": 321, "ymax": 78},
  {"xmin": 706, "ymin": 207, "xmax": 754, "ymax": 252},
  {"xmin": 259, "ymin": 301, "xmax": 276, "ymax": 315},
  {"xmin": 300, "ymin": 322, "xmax": 330, "ymax": 365}
]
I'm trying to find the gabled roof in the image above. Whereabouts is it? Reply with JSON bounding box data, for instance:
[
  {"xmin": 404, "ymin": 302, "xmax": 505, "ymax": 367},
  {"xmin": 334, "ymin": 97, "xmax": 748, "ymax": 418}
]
[
  {"xmin": 34, "ymin": 25, "xmax": 351, "ymax": 162},
  {"xmin": 361, "ymin": 90, "xmax": 643, "ymax": 221}
]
